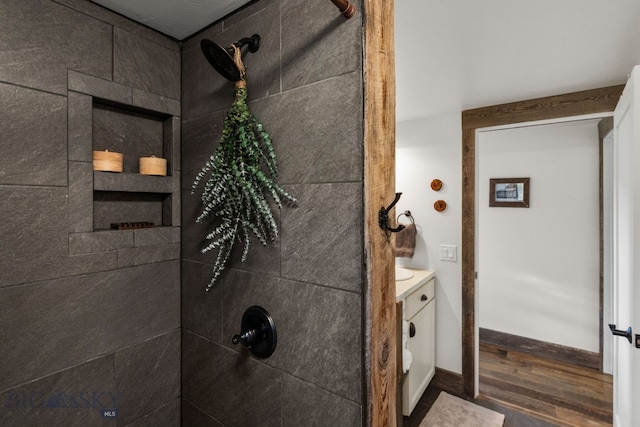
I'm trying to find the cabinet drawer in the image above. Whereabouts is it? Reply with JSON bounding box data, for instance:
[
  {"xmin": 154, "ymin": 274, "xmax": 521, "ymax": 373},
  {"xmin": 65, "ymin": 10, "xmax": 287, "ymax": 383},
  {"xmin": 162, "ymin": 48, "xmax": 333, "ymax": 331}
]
[{"xmin": 405, "ymin": 278, "xmax": 435, "ymax": 319}]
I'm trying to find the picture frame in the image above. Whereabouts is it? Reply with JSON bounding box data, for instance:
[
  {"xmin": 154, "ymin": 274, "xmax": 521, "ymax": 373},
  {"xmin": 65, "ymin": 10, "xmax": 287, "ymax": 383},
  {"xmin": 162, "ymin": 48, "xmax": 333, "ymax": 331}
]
[{"xmin": 489, "ymin": 177, "xmax": 530, "ymax": 208}]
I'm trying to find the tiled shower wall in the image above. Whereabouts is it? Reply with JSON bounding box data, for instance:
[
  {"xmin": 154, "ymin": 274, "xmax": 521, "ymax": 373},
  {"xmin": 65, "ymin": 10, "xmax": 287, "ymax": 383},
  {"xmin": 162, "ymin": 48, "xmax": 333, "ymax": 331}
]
[
  {"xmin": 181, "ymin": 0, "xmax": 366, "ymax": 425},
  {"xmin": 0, "ymin": 1, "xmax": 181, "ymax": 426}
]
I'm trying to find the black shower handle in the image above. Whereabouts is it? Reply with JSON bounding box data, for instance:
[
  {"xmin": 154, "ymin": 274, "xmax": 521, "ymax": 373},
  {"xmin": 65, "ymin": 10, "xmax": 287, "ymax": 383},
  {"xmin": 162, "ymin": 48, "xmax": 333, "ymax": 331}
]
[
  {"xmin": 232, "ymin": 306, "xmax": 277, "ymax": 358},
  {"xmin": 409, "ymin": 322, "xmax": 416, "ymax": 338},
  {"xmin": 232, "ymin": 326, "xmax": 263, "ymax": 347}
]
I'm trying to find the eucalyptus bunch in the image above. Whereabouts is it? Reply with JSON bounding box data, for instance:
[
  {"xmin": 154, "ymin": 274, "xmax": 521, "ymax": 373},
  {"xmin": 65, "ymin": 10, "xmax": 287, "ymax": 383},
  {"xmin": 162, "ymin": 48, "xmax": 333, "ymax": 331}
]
[{"xmin": 192, "ymin": 84, "xmax": 296, "ymax": 291}]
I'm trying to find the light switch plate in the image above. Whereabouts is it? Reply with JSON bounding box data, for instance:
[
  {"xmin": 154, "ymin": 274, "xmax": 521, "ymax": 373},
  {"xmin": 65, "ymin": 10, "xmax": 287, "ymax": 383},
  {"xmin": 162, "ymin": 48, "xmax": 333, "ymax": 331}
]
[{"xmin": 440, "ymin": 244, "xmax": 457, "ymax": 262}]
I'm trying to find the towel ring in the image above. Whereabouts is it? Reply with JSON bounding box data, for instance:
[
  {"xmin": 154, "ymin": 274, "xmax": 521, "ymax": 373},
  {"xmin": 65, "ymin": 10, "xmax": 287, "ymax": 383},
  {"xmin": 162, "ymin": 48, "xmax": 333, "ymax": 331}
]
[{"xmin": 397, "ymin": 210, "xmax": 415, "ymax": 224}]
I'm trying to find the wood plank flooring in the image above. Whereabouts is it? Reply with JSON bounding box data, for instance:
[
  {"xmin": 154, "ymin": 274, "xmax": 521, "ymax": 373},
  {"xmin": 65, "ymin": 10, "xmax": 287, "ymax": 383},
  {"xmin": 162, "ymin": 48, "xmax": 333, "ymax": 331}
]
[
  {"xmin": 404, "ymin": 343, "xmax": 612, "ymax": 427},
  {"xmin": 479, "ymin": 342, "xmax": 612, "ymax": 426}
]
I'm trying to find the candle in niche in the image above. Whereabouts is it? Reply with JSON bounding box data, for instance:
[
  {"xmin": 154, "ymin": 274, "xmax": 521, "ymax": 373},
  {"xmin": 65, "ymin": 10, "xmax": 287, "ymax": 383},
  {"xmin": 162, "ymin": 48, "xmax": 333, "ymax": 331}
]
[
  {"xmin": 139, "ymin": 155, "xmax": 167, "ymax": 176},
  {"xmin": 93, "ymin": 150, "xmax": 123, "ymax": 172}
]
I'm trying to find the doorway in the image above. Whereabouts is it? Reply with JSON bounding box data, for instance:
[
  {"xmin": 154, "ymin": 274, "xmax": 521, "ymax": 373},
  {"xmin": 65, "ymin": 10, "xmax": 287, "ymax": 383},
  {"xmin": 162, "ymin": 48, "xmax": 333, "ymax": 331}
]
[
  {"xmin": 460, "ymin": 85, "xmax": 624, "ymax": 398},
  {"xmin": 474, "ymin": 118, "xmax": 613, "ymax": 424}
]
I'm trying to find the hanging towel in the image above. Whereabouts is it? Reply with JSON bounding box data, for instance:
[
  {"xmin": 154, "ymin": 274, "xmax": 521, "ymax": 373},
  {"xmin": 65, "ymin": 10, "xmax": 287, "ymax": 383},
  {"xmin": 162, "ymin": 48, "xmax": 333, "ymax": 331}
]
[
  {"xmin": 402, "ymin": 319, "xmax": 413, "ymax": 373},
  {"xmin": 395, "ymin": 223, "xmax": 417, "ymax": 258}
]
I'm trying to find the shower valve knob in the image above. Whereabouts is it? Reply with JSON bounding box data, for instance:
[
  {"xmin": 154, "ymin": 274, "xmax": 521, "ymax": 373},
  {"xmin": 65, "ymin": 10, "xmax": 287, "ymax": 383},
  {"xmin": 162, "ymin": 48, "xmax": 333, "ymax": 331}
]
[
  {"xmin": 232, "ymin": 329, "xmax": 259, "ymax": 347},
  {"xmin": 231, "ymin": 306, "xmax": 277, "ymax": 358}
]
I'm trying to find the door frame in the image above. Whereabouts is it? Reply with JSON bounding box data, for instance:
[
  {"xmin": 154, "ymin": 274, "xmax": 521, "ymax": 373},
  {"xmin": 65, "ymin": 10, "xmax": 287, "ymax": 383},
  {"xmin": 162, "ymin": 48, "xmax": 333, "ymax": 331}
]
[{"xmin": 460, "ymin": 85, "xmax": 624, "ymax": 397}]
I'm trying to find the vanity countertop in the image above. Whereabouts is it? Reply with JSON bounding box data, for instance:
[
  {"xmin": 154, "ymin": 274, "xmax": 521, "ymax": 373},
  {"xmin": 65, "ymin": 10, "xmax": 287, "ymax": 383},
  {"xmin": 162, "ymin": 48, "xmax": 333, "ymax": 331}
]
[{"xmin": 396, "ymin": 268, "xmax": 435, "ymax": 302}]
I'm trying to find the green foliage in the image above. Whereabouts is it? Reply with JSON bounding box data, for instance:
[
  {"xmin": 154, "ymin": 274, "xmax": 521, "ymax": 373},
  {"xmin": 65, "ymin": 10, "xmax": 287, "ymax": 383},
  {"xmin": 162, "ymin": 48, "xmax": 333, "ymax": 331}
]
[{"xmin": 192, "ymin": 86, "xmax": 296, "ymax": 291}]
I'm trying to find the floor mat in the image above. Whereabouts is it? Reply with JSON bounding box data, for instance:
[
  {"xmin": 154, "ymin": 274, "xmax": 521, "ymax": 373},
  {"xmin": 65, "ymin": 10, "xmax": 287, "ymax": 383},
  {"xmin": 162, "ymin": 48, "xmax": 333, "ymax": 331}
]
[{"xmin": 419, "ymin": 392, "xmax": 505, "ymax": 427}]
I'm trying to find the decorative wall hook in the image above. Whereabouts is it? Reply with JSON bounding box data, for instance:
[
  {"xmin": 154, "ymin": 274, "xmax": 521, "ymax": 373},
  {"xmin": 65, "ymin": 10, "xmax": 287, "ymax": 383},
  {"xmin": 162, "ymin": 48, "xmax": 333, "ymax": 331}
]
[
  {"xmin": 434, "ymin": 200, "xmax": 447, "ymax": 212},
  {"xmin": 379, "ymin": 192, "xmax": 406, "ymax": 233}
]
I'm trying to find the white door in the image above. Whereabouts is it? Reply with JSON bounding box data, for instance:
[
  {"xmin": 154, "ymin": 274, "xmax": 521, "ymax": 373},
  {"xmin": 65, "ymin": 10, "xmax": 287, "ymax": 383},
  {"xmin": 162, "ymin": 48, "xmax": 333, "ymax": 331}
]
[{"xmin": 612, "ymin": 65, "xmax": 640, "ymax": 427}]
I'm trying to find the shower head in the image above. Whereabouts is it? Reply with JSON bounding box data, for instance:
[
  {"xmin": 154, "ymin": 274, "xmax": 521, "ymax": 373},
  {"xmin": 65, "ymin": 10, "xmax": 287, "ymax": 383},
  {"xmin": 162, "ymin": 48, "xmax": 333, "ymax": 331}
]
[{"xmin": 200, "ymin": 34, "xmax": 261, "ymax": 82}]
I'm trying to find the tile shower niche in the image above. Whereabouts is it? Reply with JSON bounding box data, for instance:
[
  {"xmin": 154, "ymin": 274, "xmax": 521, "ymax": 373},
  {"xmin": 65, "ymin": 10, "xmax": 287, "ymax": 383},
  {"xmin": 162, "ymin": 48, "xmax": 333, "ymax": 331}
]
[
  {"xmin": 67, "ymin": 70, "xmax": 180, "ymax": 262},
  {"xmin": 92, "ymin": 102, "xmax": 173, "ymax": 230}
]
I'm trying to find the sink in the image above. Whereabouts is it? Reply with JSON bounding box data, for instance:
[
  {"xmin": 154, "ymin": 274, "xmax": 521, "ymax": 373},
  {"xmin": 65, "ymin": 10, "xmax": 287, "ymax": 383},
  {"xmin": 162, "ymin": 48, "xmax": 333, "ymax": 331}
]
[{"xmin": 395, "ymin": 266, "xmax": 414, "ymax": 281}]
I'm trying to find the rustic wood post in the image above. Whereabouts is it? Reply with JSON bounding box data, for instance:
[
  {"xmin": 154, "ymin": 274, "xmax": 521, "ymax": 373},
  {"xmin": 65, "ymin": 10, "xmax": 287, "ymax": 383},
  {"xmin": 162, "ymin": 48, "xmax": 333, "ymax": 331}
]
[{"xmin": 364, "ymin": 0, "xmax": 397, "ymax": 425}]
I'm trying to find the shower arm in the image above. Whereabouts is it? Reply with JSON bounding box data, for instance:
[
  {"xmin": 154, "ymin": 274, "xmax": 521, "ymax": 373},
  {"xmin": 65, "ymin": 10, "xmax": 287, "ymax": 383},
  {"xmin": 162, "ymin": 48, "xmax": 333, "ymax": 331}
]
[
  {"xmin": 233, "ymin": 36, "xmax": 260, "ymax": 53},
  {"xmin": 330, "ymin": 0, "xmax": 355, "ymax": 19}
]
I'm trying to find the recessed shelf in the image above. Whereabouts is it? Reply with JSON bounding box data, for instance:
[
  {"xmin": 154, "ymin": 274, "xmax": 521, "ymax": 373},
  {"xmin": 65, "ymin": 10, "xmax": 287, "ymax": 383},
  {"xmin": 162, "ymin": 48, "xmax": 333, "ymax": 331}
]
[{"xmin": 94, "ymin": 171, "xmax": 172, "ymax": 194}]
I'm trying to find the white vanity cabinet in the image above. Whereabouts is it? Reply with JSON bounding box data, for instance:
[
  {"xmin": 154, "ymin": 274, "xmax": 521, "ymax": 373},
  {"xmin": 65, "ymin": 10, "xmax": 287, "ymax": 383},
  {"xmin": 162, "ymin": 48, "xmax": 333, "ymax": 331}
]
[{"xmin": 396, "ymin": 269, "xmax": 436, "ymax": 416}]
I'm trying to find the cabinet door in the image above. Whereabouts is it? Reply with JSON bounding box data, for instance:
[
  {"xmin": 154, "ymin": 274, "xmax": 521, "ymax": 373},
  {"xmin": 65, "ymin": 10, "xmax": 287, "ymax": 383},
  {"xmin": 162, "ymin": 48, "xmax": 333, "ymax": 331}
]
[{"xmin": 403, "ymin": 299, "xmax": 436, "ymax": 415}]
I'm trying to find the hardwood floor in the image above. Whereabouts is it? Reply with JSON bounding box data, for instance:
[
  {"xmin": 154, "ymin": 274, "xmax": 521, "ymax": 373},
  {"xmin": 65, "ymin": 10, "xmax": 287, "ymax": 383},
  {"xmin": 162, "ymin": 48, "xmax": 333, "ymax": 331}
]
[
  {"xmin": 479, "ymin": 342, "xmax": 612, "ymax": 426},
  {"xmin": 404, "ymin": 343, "xmax": 613, "ymax": 427}
]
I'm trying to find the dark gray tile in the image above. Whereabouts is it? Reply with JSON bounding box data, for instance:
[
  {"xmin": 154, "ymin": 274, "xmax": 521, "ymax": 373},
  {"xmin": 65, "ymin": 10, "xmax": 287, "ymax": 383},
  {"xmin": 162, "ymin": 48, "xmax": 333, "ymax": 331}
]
[
  {"xmin": 0, "ymin": 0, "xmax": 112, "ymax": 95},
  {"xmin": 68, "ymin": 70, "xmax": 132, "ymax": 104},
  {"xmin": 164, "ymin": 117, "xmax": 181, "ymax": 174},
  {"xmin": 93, "ymin": 172, "xmax": 172, "ymax": 194},
  {"xmin": 228, "ymin": 233, "xmax": 281, "ymax": 277},
  {"xmin": 92, "ymin": 104, "xmax": 165, "ymax": 174},
  {"xmin": 222, "ymin": 271, "xmax": 362, "ymax": 402},
  {"xmin": 0, "ymin": 261, "xmax": 180, "ymax": 388},
  {"xmin": 134, "ymin": 227, "xmax": 180, "ymax": 247},
  {"xmin": 132, "ymin": 89, "xmax": 180, "ymax": 117},
  {"xmin": 122, "ymin": 399, "xmax": 180, "ymax": 427},
  {"xmin": 0, "ymin": 186, "xmax": 71, "ymax": 287},
  {"xmin": 93, "ymin": 191, "xmax": 165, "ymax": 231},
  {"xmin": 181, "ymin": 191, "xmax": 217, "ymax": 264},
  {"xmin": 117, "ymin": 243, "xmax": 180, "ymax": 268},
  {"xmin": 116, "ymin": 26, "xmax": 179, "ymax": 53},
  {"xmin": 115, "ymin": 331, "xmax": 180, "ymax": 425},
  {"xmin": 171, "ymin": 171, "xmax": 182, "ymax": 226},
  {"xmin": 281, "ymin": 182, "xmax": 363, "ymax": 292},
  {"xmin": 181, "ymin": 25, "xmax": 233, "ymax": 120},
  {"xmin": 66, "ymin": 252, "xmax": 120, "ymax": 277},
  {"xmin": 69, "ymin": 229, "xmax": 133, "ymax": 254},
  {"xmin": 53, "ymin": 0, "xmax": 179, "ymax": 51},
  {"xmin": 0, "ymin": 354, "xmax": 116, "ymax": 427},
  {"xmin": 281, "ymin": 0, "xmax": 362, "ymax": 91},
  {"xmin": 68, "ymin": 91, "xmax": 93, "ymax": 162},
  {"xmin": 181, "ymin": 111, "xmax": 225, "ymax": 190},
  {"xmin": 282, "ymin": 375, "xmax": 361, "ymax": 427},
  {"xmin": 222, "ymin": 0, "xmax": 278, "ymax": 29},
  {"xmin": 182, "ymin": 331, "xmax": 282, "ymax": 427},
  {"xmin": 68, "ymin": 161, "xmax": 94, "ymax": 233},
  {"xmin": 181, "ymin": 260, "xmax": 224, "ymax": 343},
  {"xmin": 114, "ymin": 28, "xmax": 180, "ymax": 100},
  {"xmin": 0, "ymin": 82, "xmax": 66, "ymax": 186},
  {"xmin": 252, "ymin": 72, "xmax": 363, "ymax": 184},
  {"xmin": 181, "ymin": 399, "xmax": 223, "ymax": 427}
]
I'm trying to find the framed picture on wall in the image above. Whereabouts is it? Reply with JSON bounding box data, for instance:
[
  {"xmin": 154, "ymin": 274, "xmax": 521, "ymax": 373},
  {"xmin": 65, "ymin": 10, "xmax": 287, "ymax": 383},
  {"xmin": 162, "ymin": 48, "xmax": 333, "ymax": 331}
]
[{"xmin": 489, "ymin": 177, "xmax": 530, "ymax": 208}]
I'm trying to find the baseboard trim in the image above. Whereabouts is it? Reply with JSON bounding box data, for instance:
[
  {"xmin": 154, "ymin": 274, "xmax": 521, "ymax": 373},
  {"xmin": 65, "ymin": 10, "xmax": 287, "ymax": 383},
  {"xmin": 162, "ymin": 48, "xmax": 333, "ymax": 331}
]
[
  {"xmin": 431, "ymin": 368, "xmax": 464, "ymax": 396},
  {"xmin": 479, "ymin": 328, "xmax": 600, "ymax": 370}
]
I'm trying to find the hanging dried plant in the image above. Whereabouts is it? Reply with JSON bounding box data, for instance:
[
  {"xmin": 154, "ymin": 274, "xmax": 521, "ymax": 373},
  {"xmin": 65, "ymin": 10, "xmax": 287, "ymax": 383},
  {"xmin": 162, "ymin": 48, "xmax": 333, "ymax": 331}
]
[{"xmin": 192, "ymin": 47, "xmax": 296, "ymax": 291}]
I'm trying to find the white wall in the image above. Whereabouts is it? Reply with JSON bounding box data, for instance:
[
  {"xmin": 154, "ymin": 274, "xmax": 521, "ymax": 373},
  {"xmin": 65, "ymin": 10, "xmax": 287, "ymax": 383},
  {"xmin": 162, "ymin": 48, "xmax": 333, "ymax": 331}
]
[
  {"xmin": 477, "ymin": 121, "xmax": 600, "ymax": 352},
  {"xmin": 396, "ymin": 112, "xmax": 462, "ymax": 374}
]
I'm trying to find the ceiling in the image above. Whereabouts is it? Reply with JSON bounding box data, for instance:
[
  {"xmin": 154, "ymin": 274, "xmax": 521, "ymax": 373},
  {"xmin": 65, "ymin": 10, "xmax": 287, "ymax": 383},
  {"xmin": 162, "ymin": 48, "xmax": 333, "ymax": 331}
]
[
  {"xmin": 395, "ymin": 0, "xmax": 640, "ymax": 122},
  {"xmin": 93, "ymin": 0, "xmax": 640, "ymax": 122},
  {"xmin": 91, "ymin": 0, "xmax": 251, "ymax": 40}
]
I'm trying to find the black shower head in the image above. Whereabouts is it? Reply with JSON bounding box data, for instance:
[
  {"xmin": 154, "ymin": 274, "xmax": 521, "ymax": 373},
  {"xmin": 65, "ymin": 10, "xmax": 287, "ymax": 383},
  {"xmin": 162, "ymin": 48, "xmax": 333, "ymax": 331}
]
[{"xmin": 200, "ymin": 34, "xmax": 261, "ymax": 82}]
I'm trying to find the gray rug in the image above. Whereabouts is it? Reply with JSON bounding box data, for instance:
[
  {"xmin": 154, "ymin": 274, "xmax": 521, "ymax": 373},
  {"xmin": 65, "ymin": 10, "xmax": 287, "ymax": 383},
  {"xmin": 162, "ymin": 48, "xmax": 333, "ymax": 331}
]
[{"xmin": 419, "ymin": 392, "xmax": 505, "ymax": 427}]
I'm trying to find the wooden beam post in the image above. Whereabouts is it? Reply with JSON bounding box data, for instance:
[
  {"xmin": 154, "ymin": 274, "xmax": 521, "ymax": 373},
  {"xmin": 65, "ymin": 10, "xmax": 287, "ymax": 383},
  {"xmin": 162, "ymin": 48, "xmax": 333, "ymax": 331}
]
[{"xmin": 363, "ymin": 0, "xmax": 396, "ymax": 425}]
